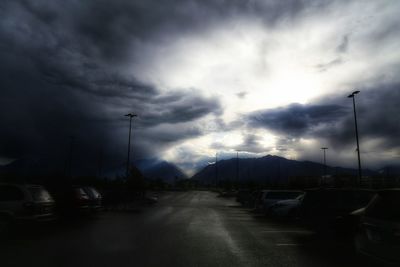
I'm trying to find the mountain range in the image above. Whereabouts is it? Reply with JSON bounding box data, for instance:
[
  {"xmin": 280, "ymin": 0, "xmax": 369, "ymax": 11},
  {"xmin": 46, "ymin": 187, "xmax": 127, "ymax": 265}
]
[
  {"xmin": 191, "ymin": 155, "xmax": 396, "ymax": 185},
  {"xmin": 0, "ymin": 156, "xmax": 187, "ymax": 183},
  {"xmin": 134, "ymin": 159, "xmax": 187, "ymax": 183},
  {"xmin": 1, "ymin": 154, "xmax": 398, "ymax": 185}
]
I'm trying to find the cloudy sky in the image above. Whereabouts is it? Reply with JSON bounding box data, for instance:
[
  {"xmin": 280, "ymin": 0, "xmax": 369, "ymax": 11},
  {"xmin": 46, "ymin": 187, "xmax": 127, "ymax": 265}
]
[{"xmin": 1, "ymin": 0, "xmax": 399, "ymax": 175}]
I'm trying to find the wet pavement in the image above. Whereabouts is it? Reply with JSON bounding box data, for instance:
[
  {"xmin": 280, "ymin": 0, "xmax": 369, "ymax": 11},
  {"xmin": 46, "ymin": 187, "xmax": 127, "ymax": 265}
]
[{"xmin": 0, "ymin": 191, "xmax": 380, "ymax": 267}]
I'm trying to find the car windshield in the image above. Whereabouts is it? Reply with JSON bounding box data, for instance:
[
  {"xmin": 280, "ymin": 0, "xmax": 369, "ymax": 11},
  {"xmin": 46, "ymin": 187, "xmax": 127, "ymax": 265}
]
[
  {"xmin": 74, "ymin": 188, "xmax": 89, "ymax": 197},
  {"xmin": 27, "ymin": 187, "xmax": 53, "ymax": 202},
  {"xmin": 266, "ymin": 191, "xmax": 302, "ymax": 200},
  {"xmin": 87, "ymin": 187, "xmax": 101, "ymax": 198}
]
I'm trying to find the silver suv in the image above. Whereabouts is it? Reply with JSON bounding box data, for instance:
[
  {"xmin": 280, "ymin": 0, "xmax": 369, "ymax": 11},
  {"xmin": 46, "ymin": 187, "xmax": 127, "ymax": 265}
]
[{"xmin": 0, "ymin": 183, "xmax": 55, "ymax": 234}]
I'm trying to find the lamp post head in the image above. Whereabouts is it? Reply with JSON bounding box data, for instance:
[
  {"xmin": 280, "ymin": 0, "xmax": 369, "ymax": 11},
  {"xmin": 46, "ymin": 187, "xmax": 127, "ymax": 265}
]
[
  {"xmin": 321, "ymin": 147, "xmax": 328, "ymax": 150},
  {"xmin": 125, "ymin": 113, "xmax": 138, "ymax": 117},
  {"xmin": 348, "ymin": 90, "xmax": 360, "ymax": 98}
]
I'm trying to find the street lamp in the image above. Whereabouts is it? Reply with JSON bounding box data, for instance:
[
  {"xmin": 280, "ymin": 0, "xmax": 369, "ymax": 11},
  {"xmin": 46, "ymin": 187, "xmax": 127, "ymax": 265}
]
[
  {"xmin": 65, "ymin": 135, "xmax": 75, "ymax": 179},
  {"xmin": 348, "ymin": 90, "xmax": 362, "ymax": 186},
  {"xmin": 125, "ymin": 113, "xmax": 137, "ymax": 178},
  {"xmin": 215, "ymin": 152, "xmax": 218, "ymax": 188},
  {"xmin": 236, "ymin": 151, "xmax": 239, "ymax": 184},
  {"xmin": 321, "ymin": 147, "xmax": 328, "ymax": 186}
]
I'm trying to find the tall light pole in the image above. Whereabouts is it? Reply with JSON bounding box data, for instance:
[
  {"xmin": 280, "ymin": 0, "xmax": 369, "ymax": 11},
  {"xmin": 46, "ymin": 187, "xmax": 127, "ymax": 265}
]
[
  {"xmin": 125, "ymin": 113, "xmax": 137, "ymax": 178},
  {"xmin": 64, "ymin": 135, "xmax": 75, "ymax": 179},
  {"xmin": 236, "ymin": 151, "xmax": 239, "ymax": 185},
  {"xmin": 321, "ymin": 147, "xmax": 328, "ymax": 186},
  {"xmin": 348, "ymin": 90, "xmax": 362, "ymax": 186},
  {"xmin": 215, "ymin": 152, "xmax": 218, "ymax": 188},
  {"xmin": 97, "ymin": 147, "xmax": 103, "ymax": 179}
]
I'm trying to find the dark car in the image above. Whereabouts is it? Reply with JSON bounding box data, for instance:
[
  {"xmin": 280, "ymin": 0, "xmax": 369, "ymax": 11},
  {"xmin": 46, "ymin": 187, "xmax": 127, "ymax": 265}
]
[
  {"xmin": 218, "ymin": 190, "xmax": 237, "ymax": 198},
  {"xmin": 49, "ymin": 185, "xmax": 90, "ymax": 217},
  {"xmin": 0, "ymin": 183, "xmax": 55, "ymax": 234},
  {"xmin": 235, "ymin": 189, "xmax": 252, "ymax": 204},
  {"xmin": 299, "ymin": 188, "xmax": 375, "ymax": 233},
  {"xmin": 253, "ymin": 190, "xmax": 303, "ymax": 213},
  {"xmin": 248, "ymin": 190, "xmax": 262, "ymax": 209},
  {"xmin": 82, "ymin": 186, "xmax": 103, "ymax": 212},
  {"xmin": 269, "ymin": 194, "xmax": 305, "ymax": 219},
  {"xmin": 355, "ymin": 189, "xmax": 400, "ymax": 265},
  {"xmin": 261, "ymin": 190, "xmax": 303, "ymax": 214}
]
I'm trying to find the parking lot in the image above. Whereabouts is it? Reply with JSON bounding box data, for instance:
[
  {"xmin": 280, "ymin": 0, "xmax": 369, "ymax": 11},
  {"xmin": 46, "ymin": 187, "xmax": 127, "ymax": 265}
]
[{"xmin": 0, "ymin": 191, "xmax": 382, "ymax": 267}]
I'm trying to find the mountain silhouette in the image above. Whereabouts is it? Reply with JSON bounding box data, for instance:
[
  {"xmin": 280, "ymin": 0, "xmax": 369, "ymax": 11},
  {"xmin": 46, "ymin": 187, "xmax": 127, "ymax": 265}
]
[
  {"xmin": 134, "ymin": 159, "xmax": 187, "ymax": 183},
  {"xmin": 191, "ymin": 155, "xmax": 378, "ymax": 185},
  {"xmin": 0, "ymin": 157, "xmax": 187, "ymax": 184}
]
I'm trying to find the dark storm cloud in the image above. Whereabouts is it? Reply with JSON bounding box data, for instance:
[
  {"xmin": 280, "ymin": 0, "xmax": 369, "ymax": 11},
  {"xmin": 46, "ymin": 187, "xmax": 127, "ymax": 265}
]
[
  {"xmin": 210, "ymin": 142, "xmax": 227, "ymax": 151},
  {"xmin": 4, "ymin": 0, "xmax": 322, "ymax": 167},
  {"xmin": 140, "ymin": 125, "xmax": 202, "ymax": 144},
  {"xmin": 324, "ymin": 83, "xmax": 400, "ymax": 149},
  {"xmin": 0, "ymin": 0, "xmax": 232, "ymax": 169},
  {"xmin": 249, "ymin": 103, "xmax": 348, "ymax": 137},
  {"xmin": 2, "ymin": 0, "xmax": 394, "ymax": 174},
  {"xmin": 139, "ymin": 94, "xmax": 222, "ymax": 127},
  {"xmin": 247, "ymin": 83, "xmax": 400, "ymax": 151},
  {"xmin": 210, "ymin": 133, "xmax": 271, "ymax": 155},
  {"xmin": 1, "ymin": 0, "xmax": 316, "ymax": 66},
  {"xmin": 234, "ymin": 134, "xmax": 270, "ymax": 154}
]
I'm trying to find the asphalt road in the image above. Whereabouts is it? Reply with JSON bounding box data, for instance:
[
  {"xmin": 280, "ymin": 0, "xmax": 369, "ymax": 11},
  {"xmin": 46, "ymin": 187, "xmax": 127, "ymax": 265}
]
[{"xmin": 0, "ymin": 191, "xmax": 379, "ymax": 267}]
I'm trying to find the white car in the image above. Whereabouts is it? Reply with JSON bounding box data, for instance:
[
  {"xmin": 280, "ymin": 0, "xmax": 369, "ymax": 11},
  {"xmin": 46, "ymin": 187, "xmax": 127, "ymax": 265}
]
[
  {"xmin": 355, "ymin": 189, "xmax": 400, "ymax": 265},
  {"xmin": 0, "ymin": 183, "xmax": 55, "ymax": 234},
  {"xmin": 255, "ymin": 190, "xmax": 303, "ymax": 213}
]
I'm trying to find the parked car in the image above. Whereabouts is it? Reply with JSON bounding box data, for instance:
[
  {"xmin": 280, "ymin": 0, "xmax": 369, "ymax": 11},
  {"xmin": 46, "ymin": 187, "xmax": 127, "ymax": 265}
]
[
  {"xmin": 254, "ymin": 190, "xmax": 303, "ymax": 213},
  {"xmin": 142, "ymin": 192, "xmax": 159, "ymax": 205},
  {"xmin": 247, "ymin": 190, "xmax": 262, "ymax": 208},
  {"xmin": 354, "ymin": 189, "xmax": 400, "ymax": 265},
  {"xmin": 218, "ymin": 190, "xmax": 237, "ymax": 198},
  {"xmin": 49, "ymin": 185, "xmax": 90, "ymax": 217},
  {"xmin": 253, "ymin": 190, "xmax": 267, "ymax": 211},
  {"xmin": 0, "ymin": 183, "xmax": 55, "ymax": 234},
  {"xmin": 82, "ymin": 186, "xmax": 103, "ymax": 212},
  {"xmin": 236, "ymin": 189, "xmax": 252, "ymax": 205},
  {"xmin": 299, "ymin": 188, "xmax": 375, "ymax": 233},
  {"xmin": 269, "ymin": 194, "xmax": 304, "ymax": 219}
]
